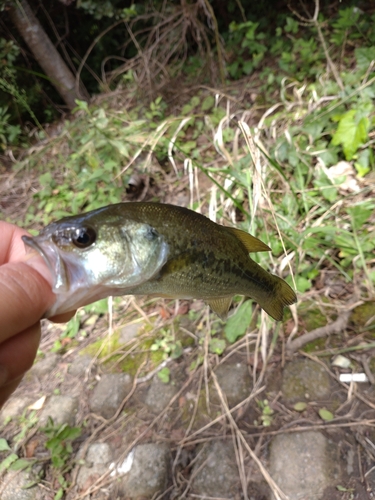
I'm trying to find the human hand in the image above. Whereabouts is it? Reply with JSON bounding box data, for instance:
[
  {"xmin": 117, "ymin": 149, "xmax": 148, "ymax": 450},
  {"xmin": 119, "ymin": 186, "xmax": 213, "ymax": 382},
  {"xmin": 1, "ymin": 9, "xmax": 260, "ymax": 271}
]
[{"xmin": 0, "ymin": 222, "xmax": 73, "ymax": 408}]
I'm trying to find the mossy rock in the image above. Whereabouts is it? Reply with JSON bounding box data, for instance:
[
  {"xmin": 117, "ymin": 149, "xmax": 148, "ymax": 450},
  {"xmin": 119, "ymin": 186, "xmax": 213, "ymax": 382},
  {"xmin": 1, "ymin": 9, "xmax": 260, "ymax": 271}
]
[
  {"xmin": 180, "ymin": 388, "xmax": 213, "ymax": 431},
  {"xmin": 282, "ymin": 359, "xmax": 331, "ymax": 404},
  {"xmin": 350, "ymin": 301, "xmax": 375, "ymax": 330},
  {"xmin": 81, "ymin": 331, "xmax": 122, "ymax": 358}
]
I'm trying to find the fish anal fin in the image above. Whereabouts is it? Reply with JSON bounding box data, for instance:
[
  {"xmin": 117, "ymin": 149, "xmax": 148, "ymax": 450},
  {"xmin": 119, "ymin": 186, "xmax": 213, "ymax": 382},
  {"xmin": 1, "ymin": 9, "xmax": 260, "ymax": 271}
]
[
  {"xmin": 226, "ymin": 227, "xmax": 271, "ymax": 253},
  {"xmin": 206, "ymin": 297, "xmax": 232, "ymax": 319}
]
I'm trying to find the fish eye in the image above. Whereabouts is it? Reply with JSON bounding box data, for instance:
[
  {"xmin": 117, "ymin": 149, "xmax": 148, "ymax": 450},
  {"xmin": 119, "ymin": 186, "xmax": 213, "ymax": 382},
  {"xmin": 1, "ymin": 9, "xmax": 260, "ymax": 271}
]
[{"xmin": 72, "ymin": 227, "xmax": 96, "ymax": 248}]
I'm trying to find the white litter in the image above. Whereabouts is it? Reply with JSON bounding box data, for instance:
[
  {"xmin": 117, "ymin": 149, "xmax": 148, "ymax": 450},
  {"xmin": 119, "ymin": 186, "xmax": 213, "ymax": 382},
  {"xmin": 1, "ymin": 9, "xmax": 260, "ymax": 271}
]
[
  {"xmin": 340, "ymin": 373, "xmax": 368, "ymax": 383},
  {"xmin": 109, "ymin": 448, "xmax": 135, "ymax": 477},
  {"xmin": 332, "ymin": 355, "xmax": 351, "ymax": 369}
]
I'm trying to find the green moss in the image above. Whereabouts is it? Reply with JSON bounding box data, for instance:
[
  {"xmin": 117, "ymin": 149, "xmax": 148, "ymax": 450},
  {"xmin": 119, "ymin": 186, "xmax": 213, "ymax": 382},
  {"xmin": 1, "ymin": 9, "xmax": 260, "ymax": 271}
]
[
  {"xmin": 282, "ymin": 359, "xmax": 331, "ymax": 404},
  {"xmin": 79, "ymin": 317, "xmax": 197, "ymax": 377},
  {"xmin": 369, "ymin": 357, "xmax": 375, "ymax": 374},
  {"xmin": 180, "ymin": 387, "xmax": 212, "ymax": 430},
  {"xmin": 81, "ymin": 332, "xmax": 121, "ymax": 357},
  {"xmin": 303, "ymin": 337, "xmax": 327, "ymax": 353},
  {"xmin": 298, "ymin": 301, "xmax": 328, "ymax": 331},
  {"xmin": 350, "ymin": 301, "xmax": 375, "ymax": 329},
  {"xmin": 114, "ymin": 336, "xmax": 166, "ymax": 376}
]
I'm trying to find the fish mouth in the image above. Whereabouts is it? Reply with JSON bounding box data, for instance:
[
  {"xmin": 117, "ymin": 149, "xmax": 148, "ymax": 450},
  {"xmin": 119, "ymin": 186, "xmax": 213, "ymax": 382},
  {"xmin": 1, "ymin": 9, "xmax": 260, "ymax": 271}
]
[{"xmin": 22, "ymin": 235, "xmax": 69, "ymax": 293}]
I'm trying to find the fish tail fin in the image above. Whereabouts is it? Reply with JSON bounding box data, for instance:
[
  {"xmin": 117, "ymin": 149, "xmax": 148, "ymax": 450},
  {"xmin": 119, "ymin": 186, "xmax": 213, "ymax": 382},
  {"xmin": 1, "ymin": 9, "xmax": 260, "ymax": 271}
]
[{"xmin": 258, "ymin": 275, "xmax": 297, "ymax": 321}]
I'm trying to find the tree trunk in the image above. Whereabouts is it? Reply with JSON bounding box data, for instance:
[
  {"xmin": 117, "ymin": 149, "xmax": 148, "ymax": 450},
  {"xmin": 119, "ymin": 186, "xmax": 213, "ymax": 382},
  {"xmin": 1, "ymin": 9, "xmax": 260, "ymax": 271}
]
[{"xmin": 9, "ymin": 0, "xmax": 88, "ymax": 109}]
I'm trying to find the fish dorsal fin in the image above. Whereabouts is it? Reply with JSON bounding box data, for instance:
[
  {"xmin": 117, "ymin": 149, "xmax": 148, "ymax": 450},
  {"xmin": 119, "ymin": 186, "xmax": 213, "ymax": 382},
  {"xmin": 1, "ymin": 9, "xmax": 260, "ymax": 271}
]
[
  {"xmin": 226, "ymin": 227, "xmax": 271, "ymax": 253},
  {"xmin": 206, "ymin": 297, "xmax": 232, "ymax": 319}
]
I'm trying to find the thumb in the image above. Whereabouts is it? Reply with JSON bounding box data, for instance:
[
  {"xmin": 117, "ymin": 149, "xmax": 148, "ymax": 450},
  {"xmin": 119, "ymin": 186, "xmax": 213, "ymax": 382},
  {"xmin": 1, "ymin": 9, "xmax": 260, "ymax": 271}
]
[{"xmin": 0, "ymin": 261, "xmax": 56, "ymax": 342}]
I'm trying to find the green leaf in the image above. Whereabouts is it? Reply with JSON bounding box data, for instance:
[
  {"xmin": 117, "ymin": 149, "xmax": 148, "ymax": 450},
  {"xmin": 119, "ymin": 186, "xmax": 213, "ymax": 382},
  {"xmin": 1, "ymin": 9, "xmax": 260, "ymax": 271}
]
[
  {"xmin": 355, "ymin": 47, "xmax": 375, "ymax": 72},
  {"xmin": 318, "ymin": 408, "xmax": 334, "ymax": 421},
  {"xmin": 224, "ymin": 301, "xmax": 252, "ymax": 343},
  {"xmin": 109, "ymin": 139, "xmax": 129, "ymax": 157},
  {"xmin": 54, "ymin": 487, "xmax": 64, "ymax": 500},
  {"xmin": 0, "ymin": 453, "xmax": 18, "ymax": 472},
  {"xmin": 296, "ymin": 276, "xmax": 312, "ymax": 293},
  {"xmin": 84, "ymin": 298, "xmax": 109, "ymax": 314},
  {"xmin": 331, "ymin": 109, "xmax": 369, "ymax": 160},
  {"xmin": 190, "ymin": 355, "xmax": 204, "ymax": 371},
  {"xmin": 317, "ymin": 147, "xmax": 338, "ymax": 167},
  {"xmin": 170, "ymin": 341, "xmax": 183, "ymax": 359},
  {"xmin": 294, "ymin": 402, "xmax": 307, "ymax": 412},
  {"xmin": 348, "ymin": 205, "xmax": 374, "ymax": 230},
  {"xmin": 209, "ymin": 338, "xmax": 226, "ymax": 355},
  {"xmin": 201, "ymin": 95, "xmax": 214, "ymax": 112},
  {"xmin": 9, "ymin": 458, "xmax": 33, "ymax": 471},
  {"xmin": 354, "ymin": 148, "xmax": 373, "ymax": 177},
  {"xmin": 313, "ymin": 168, "xmax": 337, "ymax": 203},
  {"xmin": 38, "ymin": 172, "xmax": 54, "ymax": 187},
  {"xmin": 0, "ymin": 438, "xmax": 11, "ymax": 451},
  {"xmin": 190, "ymin": 96, "xmax": 200, "ymax": 108},
  {"xmin": 63, "ymin": 315, "xmax": 80, "ymax": 338},
  {"xmin": 157, "ymin": 367, "xmax": 170, "ymax": 384},
  {"xmin": 336, "ymin": 485, "xmax": 349, "ymax": 492}
]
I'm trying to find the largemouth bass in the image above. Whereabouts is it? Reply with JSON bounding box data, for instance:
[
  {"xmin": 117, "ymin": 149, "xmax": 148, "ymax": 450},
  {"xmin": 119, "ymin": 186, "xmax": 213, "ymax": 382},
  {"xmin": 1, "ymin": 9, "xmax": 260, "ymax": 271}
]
[{"xmin": 22, "ymin": 202, "xmax": 297, "ymax": 319}]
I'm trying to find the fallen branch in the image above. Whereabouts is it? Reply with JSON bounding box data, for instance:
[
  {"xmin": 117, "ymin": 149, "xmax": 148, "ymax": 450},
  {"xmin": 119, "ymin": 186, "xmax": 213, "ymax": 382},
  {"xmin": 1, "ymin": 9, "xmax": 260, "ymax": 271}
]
[{"xmin": 286, "ymin": 309, "xmax": 352, "ymax": 355}]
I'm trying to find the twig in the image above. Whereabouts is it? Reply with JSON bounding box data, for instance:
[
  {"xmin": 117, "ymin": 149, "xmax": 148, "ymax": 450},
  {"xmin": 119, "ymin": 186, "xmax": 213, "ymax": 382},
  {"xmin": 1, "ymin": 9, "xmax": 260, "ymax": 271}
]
[
  {"xmin": 73, "ymin": 370, "xmax": 197, "ymax": 499},
  {"xmin": 302, "ymin": 352, "xmax": 375, "ymax": 411},
  {"xmin": 287, "ymin": 0, "xmax": 344, "ymax": 91},
  {"xmin": 211, "ymin": 371, "xmax": 289, "ymax": 500},
  {"xmin": 286, "ymin": 304, "xmax": 359, "ymax": 355}
]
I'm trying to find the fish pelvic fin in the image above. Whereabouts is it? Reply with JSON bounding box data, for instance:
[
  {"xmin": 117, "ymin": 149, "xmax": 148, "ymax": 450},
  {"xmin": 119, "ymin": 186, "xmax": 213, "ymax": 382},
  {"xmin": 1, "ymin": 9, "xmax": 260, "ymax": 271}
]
[
  {"xmin": 206, "ymin": 297, "xmax": 232, "ymax": 320},
  {"xmin": 257, "ymin": 276, "xmax": 297, "ymax": 321},
  {"xmin": 225, "ymin": 227, "xmax": 271, "ymax": 253}
]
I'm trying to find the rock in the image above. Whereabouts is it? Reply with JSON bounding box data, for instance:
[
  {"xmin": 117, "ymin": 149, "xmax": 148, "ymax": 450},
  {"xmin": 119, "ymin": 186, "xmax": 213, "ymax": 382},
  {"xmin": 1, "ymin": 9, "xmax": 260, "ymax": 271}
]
[
  {"xmin": 0, "ymin": 397, "xmax": 34, "ymax": 424},
  {"xmin": 214, "ymin": 361, "xmax": 252, "ymax": 407},
  {"xmin": 0, "ymin": 470, "xmax": 42, "ymax": 500},
  {"xmin": 76, "ymin": 443, "xmax": 112, "ymax": 493},
  {"xmin": 89, "ymin": 373, "xmax": 132, "ymax": 419},
  {"xmin": 191, "ymin": 441, "xmax": 240, "ymax": 498},
  {"xmin": 119, "ymin": 321, "xmax": 144, "ymax": 343},
  {"xmin": 39, "ymin": 395, "xmax": 78, "ymax": 426},
  {"xmin": 270, "ymin": 431, "xmax": 339, "ymax": 499},
  {"xmin": 117, "ymin": 443, "xmax": 170, "ymax": 498},
  {"xmin": 145, "ymin": 374, "xmax": 179, "ymax": 413},
  {"xmin": 282, "ymin": 359, "xmax": 331, "ymax": 404},
  {"xmin": 86, "ymin": 442, "xmax": 112, "ymax": 465},
  {"xmin": 68, "ymin": 354, "xmax": 94, "ymax": 377},
  {"xmin": 30, "ymin": 353, "xmax": 60, "ymax": 378},
  {"xmin": 76, "ymin": 463, "xmax": 107, "ymax": 493},
  {"xmin": 247, "ymin": 481, "xmax": 269, "ymax": 500}
]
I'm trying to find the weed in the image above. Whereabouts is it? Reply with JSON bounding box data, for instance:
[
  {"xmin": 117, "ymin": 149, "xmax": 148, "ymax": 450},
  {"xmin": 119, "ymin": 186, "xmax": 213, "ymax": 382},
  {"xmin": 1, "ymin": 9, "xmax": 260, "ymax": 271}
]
[
  {"xmin": 0, "ymin": 437, "xmax": 37, "ymax": 478},
  {"xmin": 157, "ymin": 367, "xmax": 171, "ymax": 384},
  {"xmin": 150, "ymin": 328, "xmax": 183, "ymax": 360},
  {"xmin": 41, "ymin": 418, "xmax": 82, "ymax": 500},
  {"xmin": 257, "ymin": 399, "xmax": 274, "ymax": 427}
]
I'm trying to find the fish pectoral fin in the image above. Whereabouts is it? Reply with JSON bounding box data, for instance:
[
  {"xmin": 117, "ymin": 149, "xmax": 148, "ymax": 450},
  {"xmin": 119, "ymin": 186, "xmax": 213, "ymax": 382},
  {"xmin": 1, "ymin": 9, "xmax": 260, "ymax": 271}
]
[
  {"xmin": 226, "ymin": 227, "xmax": 271, "ymax": 253},
  {"xmin": 206, "ymin": 297, "xmax": 232, "ymax": 319}
]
